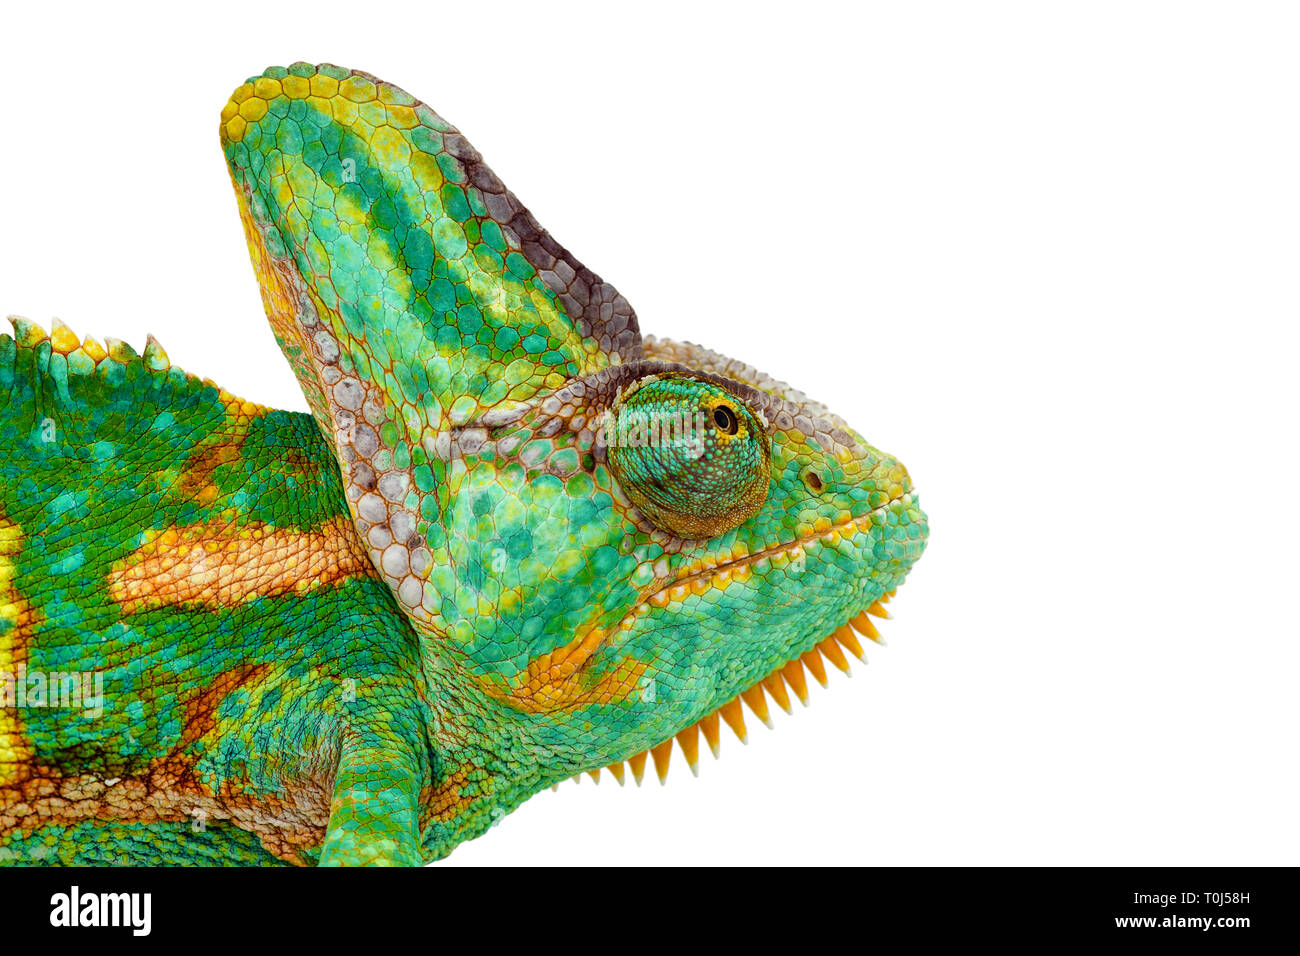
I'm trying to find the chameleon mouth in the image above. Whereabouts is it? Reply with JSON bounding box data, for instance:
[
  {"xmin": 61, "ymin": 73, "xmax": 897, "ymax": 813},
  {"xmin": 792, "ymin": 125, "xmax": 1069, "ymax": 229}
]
[
  {"xmin": 563, "ymin": 492, "xmax": 915, "ymax": 787},
  {"xmin": 644, "ymin": 491, "xmax": 916, "ymax": 610}
]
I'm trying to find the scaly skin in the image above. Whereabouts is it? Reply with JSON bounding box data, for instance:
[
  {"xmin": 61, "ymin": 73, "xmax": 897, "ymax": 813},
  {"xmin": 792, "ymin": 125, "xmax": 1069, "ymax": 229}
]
[{"xmin": 0, "ymin": 63, "xmax": 928, "ymax": 865}]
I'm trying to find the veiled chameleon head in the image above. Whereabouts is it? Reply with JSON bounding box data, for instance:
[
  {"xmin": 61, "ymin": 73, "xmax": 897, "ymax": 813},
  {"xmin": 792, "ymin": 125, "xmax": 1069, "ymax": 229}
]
[{"xmin": 221, "ymin": 63, "xmax": 927, "ymax": 811}]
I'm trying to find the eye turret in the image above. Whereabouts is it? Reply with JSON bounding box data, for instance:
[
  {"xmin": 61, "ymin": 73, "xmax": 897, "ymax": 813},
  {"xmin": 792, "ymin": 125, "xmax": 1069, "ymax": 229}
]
[{"xmin": 605, "ymin": 376, "xmax": 771, "ymax": 539}]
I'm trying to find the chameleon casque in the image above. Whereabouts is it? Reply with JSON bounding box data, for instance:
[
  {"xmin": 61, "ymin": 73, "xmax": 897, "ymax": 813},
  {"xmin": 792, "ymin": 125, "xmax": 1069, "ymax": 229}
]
[{"xmin": 0, "ymin": 63, "xmax": 928, "ymax": 865}]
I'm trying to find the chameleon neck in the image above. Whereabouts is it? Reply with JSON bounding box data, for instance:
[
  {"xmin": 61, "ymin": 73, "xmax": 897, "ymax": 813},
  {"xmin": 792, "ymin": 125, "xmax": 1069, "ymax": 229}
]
[{"xmin": 417, "ymin": 641, "xmax": 544, "ymax": 858}]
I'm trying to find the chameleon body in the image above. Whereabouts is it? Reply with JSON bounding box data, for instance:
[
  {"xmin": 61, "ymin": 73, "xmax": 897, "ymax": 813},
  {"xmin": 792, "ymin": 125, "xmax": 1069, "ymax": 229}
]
[{"xmin": 0, "ymin": 63, "xmax": 928, "ymax": 865}]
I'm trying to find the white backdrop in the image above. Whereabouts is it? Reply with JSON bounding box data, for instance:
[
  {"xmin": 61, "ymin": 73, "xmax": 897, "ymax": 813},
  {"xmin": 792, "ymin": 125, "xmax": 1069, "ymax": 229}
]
[{"xmin": 2, "ymin": 1, "xmax": 1296, "ymax": 866}]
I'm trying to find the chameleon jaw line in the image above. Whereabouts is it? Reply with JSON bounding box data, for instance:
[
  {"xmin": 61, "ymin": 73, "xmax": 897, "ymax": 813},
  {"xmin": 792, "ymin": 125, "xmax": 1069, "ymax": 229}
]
[
  {"xmin": 579, "ymin": 589, "xmax": 898, "ymax": 787},
  {"xmin": 644, "ymin": 490, "xmax": 916, "ymax": 611},
  {"xmin": 580, "ymin": 493, "xmax": 914, "ymax": 787}
]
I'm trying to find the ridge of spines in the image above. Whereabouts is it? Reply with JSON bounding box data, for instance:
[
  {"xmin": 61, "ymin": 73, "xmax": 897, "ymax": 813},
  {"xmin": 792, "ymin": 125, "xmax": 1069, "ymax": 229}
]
[
  {"xmin": 7, "ymin": 315, "xmax": 176, "ymax": 376},
  {"xmin": 1, "ymin": 316, "xmax": 259, "ymax": 413},
  {"xmin": 563, "ymin": 589, "xmax": 900, "ymax": 789},
  {"xmin": 5, "ymin": 317, "xmax": 178, "ymax": 382}
]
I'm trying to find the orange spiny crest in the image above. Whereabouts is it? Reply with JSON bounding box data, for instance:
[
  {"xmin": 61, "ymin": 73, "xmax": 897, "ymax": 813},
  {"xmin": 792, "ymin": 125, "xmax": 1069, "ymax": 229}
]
[{"xmin": 554, "ymin": 598, "xmax": 899, "ymax": 787}]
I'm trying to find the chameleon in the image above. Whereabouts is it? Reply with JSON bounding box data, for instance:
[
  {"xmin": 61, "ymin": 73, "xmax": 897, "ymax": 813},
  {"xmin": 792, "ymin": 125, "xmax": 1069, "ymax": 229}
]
[{"xmin": 0, "ymin": 62, "xmax": 928, "ymax": 866}]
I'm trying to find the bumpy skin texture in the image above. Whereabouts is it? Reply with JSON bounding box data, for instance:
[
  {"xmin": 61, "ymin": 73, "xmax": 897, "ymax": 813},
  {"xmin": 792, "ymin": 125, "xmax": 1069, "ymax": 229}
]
[{"xmin": 0, "ymin": 63, "xmax": 928, "ymax": 865}]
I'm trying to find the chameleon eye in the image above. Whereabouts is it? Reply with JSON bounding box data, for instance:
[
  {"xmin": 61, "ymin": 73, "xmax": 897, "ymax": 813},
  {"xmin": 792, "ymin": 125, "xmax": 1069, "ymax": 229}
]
[
  {"xmin": 712, "ymin": 404, "xmax": 739, "ymax": 435},
  {"xmin": 605, "ymin": 376, "xmax": 770, "ymax": 539}
]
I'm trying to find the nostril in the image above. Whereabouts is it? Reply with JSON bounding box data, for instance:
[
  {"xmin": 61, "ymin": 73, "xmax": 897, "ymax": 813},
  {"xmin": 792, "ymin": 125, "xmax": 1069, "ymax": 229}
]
[{"xmin": 802, "ymin": 469, "xmax": 824, "ymax": 494}]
